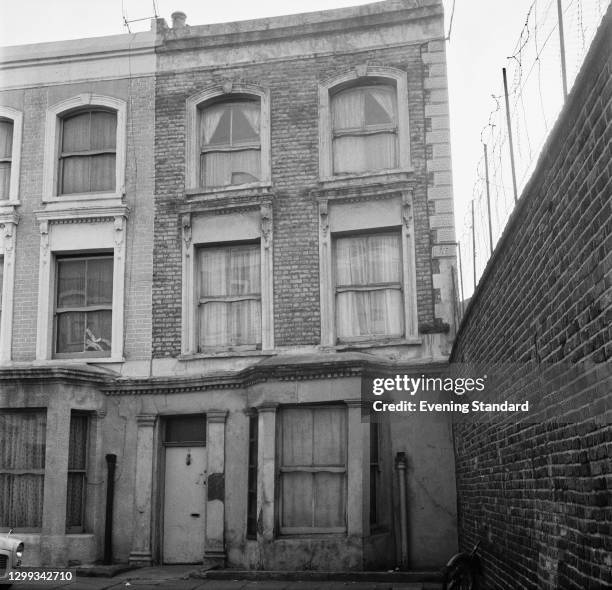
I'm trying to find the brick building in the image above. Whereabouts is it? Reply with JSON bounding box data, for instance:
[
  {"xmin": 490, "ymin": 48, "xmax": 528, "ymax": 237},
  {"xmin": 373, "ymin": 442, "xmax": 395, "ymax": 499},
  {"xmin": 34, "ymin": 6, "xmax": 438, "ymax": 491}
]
[{"xmin": 0, "ymin": 0, "xmax": 458, "ymax": 571}]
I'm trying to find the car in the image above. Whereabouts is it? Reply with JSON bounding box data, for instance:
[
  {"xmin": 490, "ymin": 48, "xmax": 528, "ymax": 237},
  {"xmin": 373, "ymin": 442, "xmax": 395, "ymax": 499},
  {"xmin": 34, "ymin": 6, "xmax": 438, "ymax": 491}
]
[{"xmin": 0, "ymin": 530, "xmax": 24, "ymax": 589}]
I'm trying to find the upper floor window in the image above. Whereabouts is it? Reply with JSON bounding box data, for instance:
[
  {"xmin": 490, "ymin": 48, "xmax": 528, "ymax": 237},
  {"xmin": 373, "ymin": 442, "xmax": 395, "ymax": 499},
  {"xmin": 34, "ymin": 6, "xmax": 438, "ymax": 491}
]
[
  {"xmin": 197, "ymin": 242, "xmax": 261, "ymax": 350},
  {"xmin": 42, "ymin": 94, "xmax": 126, "ymax": 203},
  {"xmin": 59, "ymin": 110, "xmax": 117, "ymax": 195},
  {"xmin": 199, "ymin": 99, "xmax": 261, "ymax": 189},
  {"xmin": 318, "ymin": 67, "xmax": 411, "ymax": 180},
  {"xmin": 54, "ymin": 254, "xmax": 113, "ymax": 358},
  {"xmin": 334, "ymin": 232, "xmax": 404, "ymax": 341},
  {"xmin": 331, "ymin": 85, "xmax": 397, "ymax": 175},
  {"xmin": 185, "ymin": 85, "xmax": 271, "ymax": 193},
  {"xmin": 0, "ymin": 119, "xmax": 14, "ymax": 200}
]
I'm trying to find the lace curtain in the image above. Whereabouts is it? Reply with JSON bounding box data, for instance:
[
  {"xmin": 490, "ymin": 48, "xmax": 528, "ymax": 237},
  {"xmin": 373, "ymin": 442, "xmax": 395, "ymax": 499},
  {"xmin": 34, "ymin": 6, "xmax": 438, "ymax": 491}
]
[
  {"xmin": 200, "ymin": 101, "xmax": 261, "ymax": 187},
  {"xmin": 198, "ymin": 245, "xmax": 261, "ymax": 348},
  {"xmin": 332, "ymin": 86, "xmax": 397, "ymax": 174},
  {"xmin": 0, "ymin": 119, "xmax": 13, "ymax": 200},
  {"xmin": 0, "ymin": 411, "xmax": 46, "ymax": 529},
  {"xmin": 60, "ymin": 111, "xmax": 116, "ymax": 194},
  {"xmin": 335, "ymin": 233, "xmax": 403, "ymax": 339}
]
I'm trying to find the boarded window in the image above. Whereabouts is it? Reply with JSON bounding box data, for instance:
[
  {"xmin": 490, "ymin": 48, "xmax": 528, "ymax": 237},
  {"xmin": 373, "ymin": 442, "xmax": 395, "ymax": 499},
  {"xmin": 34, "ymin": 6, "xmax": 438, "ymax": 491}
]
[
  {"xmin": 331, "ymin": 85, "xmax": 397, "ymax": 175},
  {"xmin": 165, "ymin": 415, "xmax": 206, "ymax": 445},
  {"xmin": 334, "ymin": 232, "xmax": 404, "ymax": 341},
  {"xmin": 278, "ymin": 406, "xmax": 347, "ymax": 534},
  {"xmin": 0, "ymin": 118, "xmax": 13, "ymax": 200},
  {"xmin": 59, "ymin": 110, "xmax": 116, "ymax": 195},
  {"xmin": 66, "ymin": 412, "xmax": 88, "ymax": 532},
  {"xmin": 55, "ymin": 255, "xmax": 113, "ymax": 357},
  {"xmin": 369, "ymin": 420, "xmax": 380, "ymax": 525},
  {"xmin": 197, "ymin": 243, "xmax": 261, "ymax": 349},
  {"xmin": 199, "ymin": 100, "xmax": 261, "ymax": 188},
  {"xmin": 0, "ymin": 410, "xmax": 46, "ymax": 530},
  {"xmin": 246, "ymin": 413, "xmax": 258, "ymax": 539}
]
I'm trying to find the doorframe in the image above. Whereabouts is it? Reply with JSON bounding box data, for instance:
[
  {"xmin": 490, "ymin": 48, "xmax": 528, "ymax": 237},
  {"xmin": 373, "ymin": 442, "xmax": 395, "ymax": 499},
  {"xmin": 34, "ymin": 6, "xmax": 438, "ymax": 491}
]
[{"xmin": 156, "ymin": 413, "xmax": 207, "ymax": 565}]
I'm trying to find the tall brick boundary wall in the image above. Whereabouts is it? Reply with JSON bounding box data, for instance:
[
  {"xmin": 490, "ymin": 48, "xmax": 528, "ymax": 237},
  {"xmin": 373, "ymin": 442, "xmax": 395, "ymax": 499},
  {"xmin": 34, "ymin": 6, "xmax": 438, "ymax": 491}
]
[{"xmin": 450, "ymin": 7, "xmax": 611, "ymax": 590}]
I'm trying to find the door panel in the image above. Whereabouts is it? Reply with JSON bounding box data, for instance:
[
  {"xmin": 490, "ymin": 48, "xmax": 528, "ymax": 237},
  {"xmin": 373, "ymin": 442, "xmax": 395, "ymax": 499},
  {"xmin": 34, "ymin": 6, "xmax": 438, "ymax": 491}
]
[{"xmin": 163, "ymin": 446, "xmax": 207, "ymax": 563}]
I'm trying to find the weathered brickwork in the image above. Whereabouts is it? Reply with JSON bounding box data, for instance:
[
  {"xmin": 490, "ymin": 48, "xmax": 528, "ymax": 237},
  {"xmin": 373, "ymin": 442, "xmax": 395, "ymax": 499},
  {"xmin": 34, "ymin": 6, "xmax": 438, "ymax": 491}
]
[
  {"xmin": 450, "ymin": 9, "xmax": 611, "ymax": 589},
  {"xmin": 153, "ymin": 42, "xmax": 440, "ymax": 356}
]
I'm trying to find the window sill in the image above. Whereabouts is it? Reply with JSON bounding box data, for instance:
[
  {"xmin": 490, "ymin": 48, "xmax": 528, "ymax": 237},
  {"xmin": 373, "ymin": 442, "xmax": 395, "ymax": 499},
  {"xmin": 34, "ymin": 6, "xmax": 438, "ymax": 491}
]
[
  {"xmin": 42, "ymin": 191, "xmax": 123, "ymax": 205},
  {"xmin": 331, "ymin": 337, "xmax": 422, "ymax": 351},
  {"xmin": 180, "ymin": 350, "xmax": 277, "ymax": 360},
  {"xmin": 185, "ymin": 182, "xmax": 272, "ymax": 201},
  {"xmin": 318, "ymin": 169, "xmax": 414, "ymax": 189}
]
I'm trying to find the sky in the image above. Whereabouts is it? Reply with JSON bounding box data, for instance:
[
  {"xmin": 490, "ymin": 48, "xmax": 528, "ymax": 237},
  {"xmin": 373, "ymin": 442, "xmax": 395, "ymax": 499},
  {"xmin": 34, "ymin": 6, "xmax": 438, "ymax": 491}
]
[{"xmin": 0, "ymin": 0, "xmax": 600, "ymax": 297}]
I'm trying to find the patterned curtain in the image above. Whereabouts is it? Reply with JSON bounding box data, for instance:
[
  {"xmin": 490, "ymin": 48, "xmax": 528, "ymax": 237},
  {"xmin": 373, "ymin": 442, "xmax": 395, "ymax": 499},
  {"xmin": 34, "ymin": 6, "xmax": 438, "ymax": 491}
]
[
  {"xmin": 198, "ymin": 245, "xmax": 261, "ymax": 347},
  {"xmin": 335, "ymin": 233, "xmax": 403, "ymax": 339},
  {"xmin": 0, "ymin": 411, "xmax": 46, "ymax": 529}
]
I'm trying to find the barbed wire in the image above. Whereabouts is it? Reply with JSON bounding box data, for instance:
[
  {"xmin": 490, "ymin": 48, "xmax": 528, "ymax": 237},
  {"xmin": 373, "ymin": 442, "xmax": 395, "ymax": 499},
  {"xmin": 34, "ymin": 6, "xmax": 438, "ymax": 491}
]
[{"xmin": 459, "ymin": 0, "xmax": 609, "ymax": 306}]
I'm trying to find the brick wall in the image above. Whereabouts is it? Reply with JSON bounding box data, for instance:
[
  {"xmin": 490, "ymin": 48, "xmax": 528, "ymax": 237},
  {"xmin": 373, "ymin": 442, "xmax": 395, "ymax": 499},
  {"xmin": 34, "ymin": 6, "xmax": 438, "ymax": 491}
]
[
  {"xmin": 152, "ymin": 40, "xmax": 445, "ymax": 356},
  {"xmin": 450, "ymin": 8, "xmax": 611, "ymax": 589}
]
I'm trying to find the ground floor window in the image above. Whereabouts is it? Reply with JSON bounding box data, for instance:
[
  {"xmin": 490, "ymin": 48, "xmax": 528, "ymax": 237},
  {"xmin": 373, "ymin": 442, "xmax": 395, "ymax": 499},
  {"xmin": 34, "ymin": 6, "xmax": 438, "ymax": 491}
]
[
  {"xmin": 66, "ymin": 412, "xmax": 89, "ymax": 532},
  {"xmin": 278, "ymin": 405, "xmax": 347, "ymax": 534},
  {"xmin": 247, "ymin": 413, "xmax": 258, "ymax": 539},
  {"xmin": 0, "ymin": 410, "xmax": 46, "ymax": 530}
]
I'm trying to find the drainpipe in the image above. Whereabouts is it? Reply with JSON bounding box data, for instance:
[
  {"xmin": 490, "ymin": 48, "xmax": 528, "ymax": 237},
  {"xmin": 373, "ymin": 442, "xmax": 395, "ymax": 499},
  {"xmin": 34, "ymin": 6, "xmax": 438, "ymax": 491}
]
[
  {"xmin": 395, "ymin": 452, "xmax": 409, "ymax": 569},
  {"xmin": 104, "ymin": 454, "xmax": 117, "ymax": 565}
]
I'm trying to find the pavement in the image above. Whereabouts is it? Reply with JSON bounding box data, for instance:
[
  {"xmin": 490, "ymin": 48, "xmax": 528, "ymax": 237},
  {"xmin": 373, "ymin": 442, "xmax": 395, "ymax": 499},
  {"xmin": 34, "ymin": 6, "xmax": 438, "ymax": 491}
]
[{"xmin": 8, "ymin": 566, "xmax": 444, "ymax": 590}]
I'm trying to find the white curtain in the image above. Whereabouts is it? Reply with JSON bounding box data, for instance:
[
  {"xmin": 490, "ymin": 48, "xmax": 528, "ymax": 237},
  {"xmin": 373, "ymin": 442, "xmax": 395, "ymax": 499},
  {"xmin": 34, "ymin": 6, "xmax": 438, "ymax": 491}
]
[
  {"xmin": 198, "ymin": 245, "xmax": 261, "ymax": 347},
  {"xmin": 0, "ymin": 120, "xmax": 13, "ymax": 200},
  {"xmin": 0, "ymin": 411, "xmax": 46, "ymax": 529},
  {"xmin": 335, "ymin": 234, "xmax": 403, "ymax": 339},
  {"xmin": 332, "ymin": 86, "xmax": 397, "ymax": 174}
]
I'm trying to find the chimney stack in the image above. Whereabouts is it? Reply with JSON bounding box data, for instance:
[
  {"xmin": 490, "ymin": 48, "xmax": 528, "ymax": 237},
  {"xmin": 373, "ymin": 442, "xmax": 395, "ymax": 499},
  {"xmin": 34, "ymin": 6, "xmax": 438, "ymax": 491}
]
[{"xmin": 171, "ymin": 11, "xmax": 187, "ymax": 29}]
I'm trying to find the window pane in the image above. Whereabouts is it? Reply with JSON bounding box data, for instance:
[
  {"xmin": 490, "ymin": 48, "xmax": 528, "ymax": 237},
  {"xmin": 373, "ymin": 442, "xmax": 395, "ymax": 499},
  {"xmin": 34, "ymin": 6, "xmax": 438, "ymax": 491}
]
[
  {"xmin": 336, "ymin": 289, "xmax": 403, "ymax": 338},
  {"xmin": 0, "ymin": 119, "xmax": 13, "ymax": 159},
  {"xmin": 229, "ymin": 300, "xmax": 261, "ymax": 345},
  {"xmin": 333, "ymin": 133, "xmax": 396, "ymax": 174},
  {"xmin": 90, "ymin": 111, "xmax": 116, "ymax": 150},
  {"xmin": 90, "ymin": 154, "xmax": 116, "ymax": 192},
  {"xmin": 68, "ymin": 414, "xmax": 88, "ymax": 470},
  {"xmin": 335, "ymin": 234, "xmax": 401, "ymax": 285},
  {"xmin": 364, "ymin": 87, "xmax": 396, "ymax": 126},
  {"xmin": 62, "ymin": 113, "xmax": 91, "ymax": 153},
  {"xmin": 314, "ymin": 472, "xmax": 345, "ymax": 528},
  {"xmin": 0, "ymin": 162, "xmax": 10, "ymax": 200},
  {"xmin": 165, "ymin": 415, "xmax": 206, "ymax": 443},
  {"xmin": 281, "ymin": 409, "xmax": 313, "ymax": 467},
  {"xmin": 85, "ymin": 310, "xmax": 112, "ymax": 352},
  {"xmin": 0, "ymin": 256, "xmax": 3, "ymax": 310},
  {"xmin": 0, "ymin": 411, "xmax": 46, "ymax": 529},
  {"xmin": 313, "ymin": 407, "xmax": 346, "ymax": 466},
  {"xmin": 61, "ymin": 156, "xmax": 91, "ymax": 194},
  {"xmin": 232, "ymin": 103, "xmax": 260, "ymax": 144},
  {"xmin": 199, "ymin": 248, "xmax": 228, "ymax": 297},
  {"xmin": 229, "ymin": 247, "xmax": 260, "ymax": 295},
  {"xmin": 281, "ymin": 472, "xmax": 312, "ymax": 527},
  {"xmin": 57, "ymin": 311, "xmax": 85, "ymax": 353},
  {"xmin": 202, "ymin": 150, "xmax": 260, "ymax": 187},
  {"xmin": 86, "ymin": 258, "xmax": 113, "ymax": 305},
  {"xmin": 57, "ymin": 260, "xmax": 86, "ymax": 307},
  {"xmin": 199, "ymin": 301, "xmax": 229, "ymax": 347},
  {"xmin": 202, "ymin": 104, "xmax": 231, "ymax": 146},
  {"xmin": 66, "ymin": 473, "xmax": 85, "ymax": 529},
  {"xmin": 332, "ymin": 88, "xmax": 363, "ymax": 130}
]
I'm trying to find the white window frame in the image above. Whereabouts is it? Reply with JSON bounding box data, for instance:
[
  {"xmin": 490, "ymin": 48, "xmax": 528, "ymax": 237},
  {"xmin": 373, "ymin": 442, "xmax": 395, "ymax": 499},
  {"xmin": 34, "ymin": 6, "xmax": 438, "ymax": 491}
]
[
  {"xmin": 0, "ymin": 215, "xmax": 18, "ymax": 362},
  {"xmin": 35, "ymin": 210, "xmax": 128, "ymax": 362},
  {"xmin": 181, "ymin": 205, "xmax": 274, "ymax": 355},
  {"xmin": 318, "ymin": 66, "xmax": 411, "ymax": 181},
  {"xmin": 318, "ymin": 191, "xmax": 418, "ymax": 347},
  {"xmin": 42, "ymin": 94, "xmax": 126, "ymax": 204},
  {"xmin": 185, "ymin": 84, "xmax": 271, "ymax": 194},
  {"xmin": 0, "ymin": 106, "xmax": 23, "ymax": 204}
]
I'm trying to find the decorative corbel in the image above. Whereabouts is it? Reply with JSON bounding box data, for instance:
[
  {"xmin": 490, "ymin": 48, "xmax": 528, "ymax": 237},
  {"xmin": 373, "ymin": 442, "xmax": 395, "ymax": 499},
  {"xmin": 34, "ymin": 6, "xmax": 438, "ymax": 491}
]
[
  {"xmin": 260, "ymin": 203, "xmax": 273, "ymax": 250},
  {"xmin": 401, "ymin": 190, "xmax": 414, "ymax": 231},
  {"xmin": 355, "ymin": 64, "xmax": 368, "ymax": 78},
  {"xmin": 113, "ymin": 216, "xmax": 125, "ymax": 247},
  {"xmin": 319, "ymin": 199, "xmax": 329, "ymax": 237},
  {"xmin": 181, "ymin": 213, "xmax": 192, "ymax": 256},
  {"xmin": 39, "ymin": 220, "xmax": 49, "ymax": 260},
  {"xmin": 0, "ymin": 222, "xmax": 14, "ymax": 253}
]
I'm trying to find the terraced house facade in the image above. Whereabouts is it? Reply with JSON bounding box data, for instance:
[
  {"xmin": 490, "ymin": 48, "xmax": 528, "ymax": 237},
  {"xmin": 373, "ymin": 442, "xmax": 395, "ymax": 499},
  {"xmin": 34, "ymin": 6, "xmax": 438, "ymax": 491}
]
[{"xmin": 0, "ymin": 0, "xmax": 458, "ymax": 571}]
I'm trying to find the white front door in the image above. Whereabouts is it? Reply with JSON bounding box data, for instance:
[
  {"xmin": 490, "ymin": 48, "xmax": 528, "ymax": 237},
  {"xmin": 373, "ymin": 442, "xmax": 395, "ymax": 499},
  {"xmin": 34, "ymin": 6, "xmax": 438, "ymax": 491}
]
[{"xmin": 163, "ymin": 446, "xmax": 207, "ymax": 563}]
